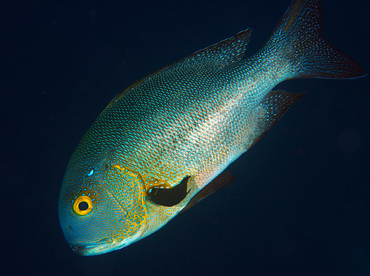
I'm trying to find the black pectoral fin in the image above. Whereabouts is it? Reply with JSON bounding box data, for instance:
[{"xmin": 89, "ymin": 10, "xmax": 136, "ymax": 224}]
[
  {"xmin": 181, "ymin": 171, "xmax": 235, "ymax": 213},
  {"xmin": 148, "ymin": 176, "xmax": 190, "ymax": 207}
]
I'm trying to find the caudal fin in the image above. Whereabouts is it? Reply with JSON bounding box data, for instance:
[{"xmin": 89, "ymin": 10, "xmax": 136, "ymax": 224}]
[{"xmin": 267, "ymin": 0, "xmax": 366, "ymax": 79}]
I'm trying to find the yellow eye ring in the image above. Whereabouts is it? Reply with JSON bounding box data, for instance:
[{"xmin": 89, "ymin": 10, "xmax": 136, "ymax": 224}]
[{"xmin": 73, "ymin": 195, "xmax": 93, "ymax": 215}]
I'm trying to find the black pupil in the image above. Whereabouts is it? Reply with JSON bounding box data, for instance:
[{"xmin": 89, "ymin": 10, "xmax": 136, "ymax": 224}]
[{"xmin": 78, "ymin": 201, "xmax": 89, "ymax": 211}]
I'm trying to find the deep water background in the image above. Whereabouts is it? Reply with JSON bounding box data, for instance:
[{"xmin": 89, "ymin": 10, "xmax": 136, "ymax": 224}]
[{"xmin": 1, "ymin": 0, "xmax": 369, "ymax": 275}]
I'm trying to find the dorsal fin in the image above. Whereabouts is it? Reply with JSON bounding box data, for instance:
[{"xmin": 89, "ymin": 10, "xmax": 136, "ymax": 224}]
[
  {"xmin": 181, "ymin": 171, "xmax": 235, "ymax": 213},
  {"xmin": 185, "ymin": 28, "xmax": 252, "ymax": 69},
  {"xmin": 103, "ymin": 29, "xmax": 252, "ymax": 111}
]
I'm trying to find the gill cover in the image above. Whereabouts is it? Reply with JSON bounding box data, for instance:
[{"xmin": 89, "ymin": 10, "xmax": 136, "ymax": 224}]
[{"xmin": 105, "ymin": 165, "xmax": 148, "ymax": 239}]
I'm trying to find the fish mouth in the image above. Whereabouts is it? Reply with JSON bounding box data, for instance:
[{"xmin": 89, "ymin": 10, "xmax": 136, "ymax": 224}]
[
  {"xmin": 69, "ymin": 221, "xmax": 148, "ymax": 256},
  {"xmin": 69, "ymin": 240, "xmax": 128, "ymax": 256}
]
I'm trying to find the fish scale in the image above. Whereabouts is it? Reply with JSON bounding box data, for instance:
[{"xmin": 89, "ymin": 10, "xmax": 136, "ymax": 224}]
[{"xmin": 59, "ymin": 0, "xmax": 365, "ymax": 255}]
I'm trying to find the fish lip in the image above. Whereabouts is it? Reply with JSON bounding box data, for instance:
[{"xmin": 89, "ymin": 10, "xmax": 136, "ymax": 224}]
[
  {"xmin": 69, "ymin": 240, "xmax": 108, "ymax": 256},
  {"xmin": 70, "ymin": 244, "xmax": 97, "ymax": 256}
]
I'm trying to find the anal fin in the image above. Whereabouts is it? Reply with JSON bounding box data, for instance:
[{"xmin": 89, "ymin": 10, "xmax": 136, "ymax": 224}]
[{"xmin": 250, "ymin": 90, "xmax": 306, "ymax": 148}]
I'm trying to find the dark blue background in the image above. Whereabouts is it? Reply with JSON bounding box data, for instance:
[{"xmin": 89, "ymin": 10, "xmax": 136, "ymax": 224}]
[{"xmin": 1, "ymin": 0, "xmax": 369, "ymax": 275}]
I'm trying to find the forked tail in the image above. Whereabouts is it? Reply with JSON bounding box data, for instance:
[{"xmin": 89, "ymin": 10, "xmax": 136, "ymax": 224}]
[{"xmin": 266, "ymin": 0, "xmax": 366, "ymax": 79}]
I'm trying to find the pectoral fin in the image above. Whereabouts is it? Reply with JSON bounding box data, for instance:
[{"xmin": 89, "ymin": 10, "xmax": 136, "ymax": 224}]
[
  {"xmin": 148, "ymin": 176, "xmax": 190, "ymax": 207},
  {"xmin": 181, "ymin": 171, "xmax": 235, "ymax": 213}
]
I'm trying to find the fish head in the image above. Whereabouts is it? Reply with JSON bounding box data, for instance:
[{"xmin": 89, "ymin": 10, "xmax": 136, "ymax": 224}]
[{"xmin": 58, "ymin": 162, "xmax": 148, "ymax": 256}]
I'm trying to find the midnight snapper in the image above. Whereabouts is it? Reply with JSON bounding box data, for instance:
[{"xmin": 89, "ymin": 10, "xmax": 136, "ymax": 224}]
[{"xmin": 59, "ymin": 0, "xmax": 365, "ymax": 255}]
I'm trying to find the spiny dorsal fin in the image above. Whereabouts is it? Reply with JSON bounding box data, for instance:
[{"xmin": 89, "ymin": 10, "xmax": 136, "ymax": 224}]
[
  {"xmin": 250, "ymin": 90, "xmax": 306, "ymax": 149},
  {"xmin": 181, "ymin": 171, "xmax": 235, "ymax": 213},
  {"xmin": 103, "ymin": 29, "xmax": 252, "ymax": 111}
]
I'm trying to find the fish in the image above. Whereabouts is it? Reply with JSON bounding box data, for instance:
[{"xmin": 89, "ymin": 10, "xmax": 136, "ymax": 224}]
[{"xmin": 58, "ymin": 0, "xmax": 366, "ymax": 256}]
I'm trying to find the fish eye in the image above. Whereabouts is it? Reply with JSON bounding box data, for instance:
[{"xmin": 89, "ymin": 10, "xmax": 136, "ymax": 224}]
[
  {"xmin": 73, "ymin": 195, "xmax": 93, "ymax": 215},
  {"xmin": 78, "ymin": 201, "xmax": 88, "ymax": 210}
]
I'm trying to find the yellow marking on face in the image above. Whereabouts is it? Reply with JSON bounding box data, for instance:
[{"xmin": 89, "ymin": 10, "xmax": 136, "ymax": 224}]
[
  {"xmin": 106, "ymin": 165, "xmax": 148, "ymax": 241},
  {"xmin": 111, "ymin": 164, "xmax": 174, "ymax": 194}
]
